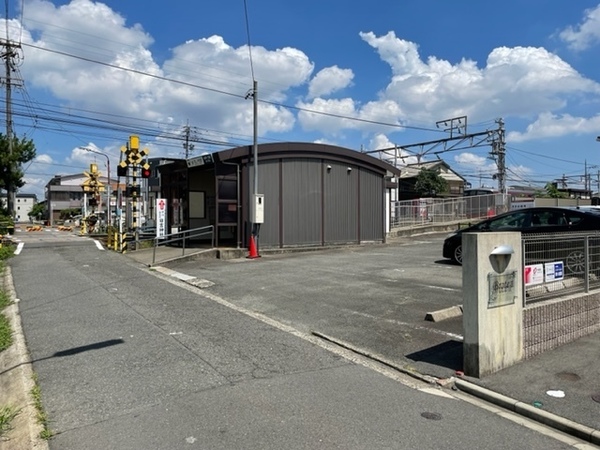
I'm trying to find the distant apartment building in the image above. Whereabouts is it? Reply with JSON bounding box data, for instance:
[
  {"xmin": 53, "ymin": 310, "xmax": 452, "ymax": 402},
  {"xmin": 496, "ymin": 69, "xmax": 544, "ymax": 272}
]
[
  {"xmin": 45, "ymin": 173, "xmax": 89, "ymax": 224},
  {"xmin": 0, "ymin": 193, "xmax": 38, "ymax": 222}
]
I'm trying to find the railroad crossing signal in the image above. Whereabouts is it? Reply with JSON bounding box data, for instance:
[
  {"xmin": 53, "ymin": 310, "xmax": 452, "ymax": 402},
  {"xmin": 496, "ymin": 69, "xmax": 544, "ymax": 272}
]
[
  {"xmin": 124, "ymin": 135, "xmax": 148, "ymax": 164},
  {"xmin": 117, "ymin": 135, "xmax": 151, "ymax": 231},
  {"xmin": 82, "ymin": 163, "xmax": 104, "ymax": 193},
  {"xmin": 118, "ymin": 136, "xmax": 150, "ymax": 178}
]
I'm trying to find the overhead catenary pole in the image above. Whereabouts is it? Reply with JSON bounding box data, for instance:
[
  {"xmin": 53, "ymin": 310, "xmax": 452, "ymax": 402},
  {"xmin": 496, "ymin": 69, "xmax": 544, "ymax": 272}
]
[{"xmin": 495, "ymin": 118, "xmax": 507, "ymax": 196}]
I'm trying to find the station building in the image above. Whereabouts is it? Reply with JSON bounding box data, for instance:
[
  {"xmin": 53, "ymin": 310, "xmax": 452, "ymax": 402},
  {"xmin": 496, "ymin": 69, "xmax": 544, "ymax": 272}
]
[{"xmin": 154, "ymin": 142, "xmax": 400, "ymax": 249}]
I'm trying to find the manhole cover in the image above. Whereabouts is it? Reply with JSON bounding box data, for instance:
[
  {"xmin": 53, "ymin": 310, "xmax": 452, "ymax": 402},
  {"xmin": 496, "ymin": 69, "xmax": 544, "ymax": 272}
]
[
  {"xmin": 555, "ymin": 371, "xmax": 581, "ymax": 382},
  {"xmin": 420, "ymin": 412, "xmax": 442, "ymax": 421},
  {"xmin": 592, "ymin": 393, "xmax": 600, "ymax": 403}
]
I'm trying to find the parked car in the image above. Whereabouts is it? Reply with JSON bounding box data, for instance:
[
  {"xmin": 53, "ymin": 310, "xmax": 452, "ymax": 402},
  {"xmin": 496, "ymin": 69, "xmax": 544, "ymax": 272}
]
[{"xmin": 442, "ymin": 206, "xmax": 600, "ymax": 268}]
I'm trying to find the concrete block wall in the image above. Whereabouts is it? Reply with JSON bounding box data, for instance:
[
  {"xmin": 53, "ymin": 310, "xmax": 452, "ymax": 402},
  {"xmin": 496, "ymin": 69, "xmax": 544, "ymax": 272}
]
[{"xmin": 523, "ymin": 293, "xmax": 600, "ymax": 359}]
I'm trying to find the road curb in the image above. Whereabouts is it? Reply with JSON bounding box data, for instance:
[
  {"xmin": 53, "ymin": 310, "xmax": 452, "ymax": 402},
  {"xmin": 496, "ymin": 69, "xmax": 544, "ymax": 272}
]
[
  {"xmin": 454, "ymin": 378, "xmax": 600, "ymax": 446},
  {"xmin": 313, "ymin": 331, "xmax": 600, "ymax": 446},
  {"xmin": 311, "ymin": 331, "xmax": 439, "ymax": 385},
  {"xmin": 0, "ymin": 267, "xmax": 49, "ymax": 449}
]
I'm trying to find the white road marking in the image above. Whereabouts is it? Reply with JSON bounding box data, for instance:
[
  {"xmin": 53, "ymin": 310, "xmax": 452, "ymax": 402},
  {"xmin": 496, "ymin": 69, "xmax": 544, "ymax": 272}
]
[
  {"xmin": 419, "ymin": 284, "xmax": 459, "ymax": 292},
  {"xmin": 151, "ymin": 266, "xmax": 214, "ymax": 287},
  {"xmin": 14, "ymin": 242, "xmax": 24, "ymax": 255},
  {"xmin": 94, "ymin": 240, "xmax": 105, "ymax": 250}
]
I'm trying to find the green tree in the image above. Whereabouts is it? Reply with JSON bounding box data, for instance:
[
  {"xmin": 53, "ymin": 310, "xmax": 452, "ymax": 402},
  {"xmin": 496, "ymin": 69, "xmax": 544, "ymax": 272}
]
[
  {"xmin": 28, "ymin": 203, "xmax": 46, "ymax": 220},
  {"xmin": 414, "ymin": 168, "xmax": 448, "ymax": 197},
  {"xmin": 542, "ymin": 182, "xmax": 567, "ymax": 199},
  {"xmin": 0, "ymin": 134, "xmax": 36, "ymax": 216},
  {"xmin": 59, "ymin": 208, "xmax": 80, "ymax": 220}
]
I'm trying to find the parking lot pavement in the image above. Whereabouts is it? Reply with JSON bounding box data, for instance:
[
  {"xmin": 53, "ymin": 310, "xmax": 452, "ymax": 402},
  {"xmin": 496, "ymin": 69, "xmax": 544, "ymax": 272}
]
[{"xmin": 150, "ymin": 236, "xmax": 466, "ymax": 380}]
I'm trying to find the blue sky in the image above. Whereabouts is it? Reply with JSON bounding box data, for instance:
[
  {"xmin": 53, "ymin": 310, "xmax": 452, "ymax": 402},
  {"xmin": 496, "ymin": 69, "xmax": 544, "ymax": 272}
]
[{"xmin": 3, "ymin": 0, "xmax": 600, "ymax": 199}]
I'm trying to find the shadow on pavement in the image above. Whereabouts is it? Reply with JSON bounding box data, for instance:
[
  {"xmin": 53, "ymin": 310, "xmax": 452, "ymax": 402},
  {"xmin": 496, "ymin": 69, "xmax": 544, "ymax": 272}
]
[
  {"xmin": 0, "ymin": 339, "xmax": 125, "ymax": 376},
  {"xmin": 406, "ymin": 340, "xmax": 463, "ymax": 372},
  {"xmin": 52, "ymin": 338, "xmax": 125, "ymax": 357}
]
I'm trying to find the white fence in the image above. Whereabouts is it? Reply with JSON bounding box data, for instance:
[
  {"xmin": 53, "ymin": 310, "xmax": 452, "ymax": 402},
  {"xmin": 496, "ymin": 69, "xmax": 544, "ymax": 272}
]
[{"xmin": 391, "ymin": 194, "xmax": 510, "ymax": 228}]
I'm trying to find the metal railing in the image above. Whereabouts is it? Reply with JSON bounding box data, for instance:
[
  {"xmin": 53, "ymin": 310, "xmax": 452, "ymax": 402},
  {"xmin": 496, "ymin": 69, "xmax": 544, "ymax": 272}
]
[
  {"xmin": 523, "ymin": 231, "xmax": 600, "ymax": 304},
  {"xmin": 151, "ymin": 225, "xmax": 215, "ymax": 266},
  {"xmin": 391, "ymin": 194, "xmax": 508, "ymax": 228}
]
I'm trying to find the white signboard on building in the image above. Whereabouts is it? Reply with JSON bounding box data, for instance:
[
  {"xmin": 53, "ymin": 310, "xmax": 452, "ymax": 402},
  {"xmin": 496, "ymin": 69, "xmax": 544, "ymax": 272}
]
[{"xmin": 156, "ymin": 198, "xmax": 167, "ymax": 238}]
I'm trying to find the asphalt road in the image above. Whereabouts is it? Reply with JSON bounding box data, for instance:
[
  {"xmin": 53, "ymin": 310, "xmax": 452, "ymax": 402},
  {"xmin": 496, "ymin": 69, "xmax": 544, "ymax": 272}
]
[{"xmin": 5, "ymin": 228, "xmax": 588, "ymax": 449}]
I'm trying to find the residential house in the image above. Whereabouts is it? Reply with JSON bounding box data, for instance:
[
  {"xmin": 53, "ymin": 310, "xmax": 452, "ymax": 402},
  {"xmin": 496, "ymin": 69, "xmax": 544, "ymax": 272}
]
[
  {"xmin": 45, "ymin": 173, "xmax": 123, "ymax": 225},
  {"xmin": 398, "ymin": 160, "xmax": 466, "ymax": 200}
]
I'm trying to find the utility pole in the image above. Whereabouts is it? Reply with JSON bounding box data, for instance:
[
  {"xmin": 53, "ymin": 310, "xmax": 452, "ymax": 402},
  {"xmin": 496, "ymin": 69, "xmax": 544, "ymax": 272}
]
[
  {"xmin": 0, "ymin": 9, "xmax": 23, "ymax": 218},
  {"xmin": 584, "ymin": 160, "xmax": 589, "ymax": 196},
  {"xmin": 490, "ymin": 118, "xmax": 506, "ymax": 196},
  {"xmin": 182, "ymin": 121, "xmax": 195, "ymax": 159}
]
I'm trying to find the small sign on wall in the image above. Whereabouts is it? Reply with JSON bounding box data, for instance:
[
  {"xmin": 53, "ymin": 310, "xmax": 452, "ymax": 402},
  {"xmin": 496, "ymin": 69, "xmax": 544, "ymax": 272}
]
[
  {"xmin": 156, "ymin": 198, "xmax": 167, "ymax": 238},
  {"xmin": 524, "ymin": 261, "xmax": 564, "ymax": 286},
  {"xmin": 524, "ymin": 264, "xmax": 544, "ymax": 286},
  {"xmin": 488, "ymin": 270, "xmax": 517, "ymax": 308},
  {"xmin": 544, "ymin": 262, "xmax": 564, "ymax": 282}
]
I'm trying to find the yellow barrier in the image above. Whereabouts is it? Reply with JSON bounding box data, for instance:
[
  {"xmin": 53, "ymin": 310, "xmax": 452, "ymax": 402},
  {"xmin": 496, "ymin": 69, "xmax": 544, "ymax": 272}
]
[{"xmin": 119, "ymin": 232, "xmax": 127, "ymax": 253}]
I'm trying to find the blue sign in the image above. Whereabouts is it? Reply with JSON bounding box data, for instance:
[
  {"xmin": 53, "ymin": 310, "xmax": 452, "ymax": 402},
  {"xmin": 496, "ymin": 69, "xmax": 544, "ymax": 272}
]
[{"xmin": 544, "ymin": 261, "xmax": 564, "ymax": 282}]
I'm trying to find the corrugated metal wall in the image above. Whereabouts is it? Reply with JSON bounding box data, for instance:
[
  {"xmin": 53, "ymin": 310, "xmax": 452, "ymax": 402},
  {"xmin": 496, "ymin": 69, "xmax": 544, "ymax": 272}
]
[
  {"xmin": 360, "ymin": 169, "xmax": 384, "ymax": 241},
  {"xmin": 282, "ymin": 159, "xmax": 322, "ymax": 246},
  {"xmin": 251, "ymin": 158, "xmax": 384, "ymax": 248},
  {"xmin": 255, "ymin": 161, "xmax": 280, "ymax": 246},
  {"xmin": 324, "ymin": 161, "xmax": 358, "ymax": 244}
]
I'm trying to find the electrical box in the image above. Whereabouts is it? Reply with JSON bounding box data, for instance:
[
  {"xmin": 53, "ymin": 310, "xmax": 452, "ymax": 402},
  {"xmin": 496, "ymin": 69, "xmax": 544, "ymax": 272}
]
[{"xmin": 251, "ymin": 194, "xmax": 264, "ymax": 224}]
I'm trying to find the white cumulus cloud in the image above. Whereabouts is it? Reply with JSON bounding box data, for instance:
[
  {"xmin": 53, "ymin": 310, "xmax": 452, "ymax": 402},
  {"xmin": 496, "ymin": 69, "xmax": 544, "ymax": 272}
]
[
  {"xmin": 359, "ymin": 31, "xmax": 600, "ymax": 125},
  {"xmin": 507, "ymin": 113, "xmax": 600, "ymax": 142},
  {"xmin": 308, "ymin": 66, "xmax": 354, "ymax": 99},
  {"xmin": 559, "ymin": 4, "xmax": 600, "ymax": 51}
]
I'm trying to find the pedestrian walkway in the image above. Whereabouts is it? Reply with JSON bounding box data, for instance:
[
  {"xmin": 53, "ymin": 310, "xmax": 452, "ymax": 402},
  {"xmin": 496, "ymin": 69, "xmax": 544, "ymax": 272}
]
[{"xmin": 124, "ymin": 243, "xmax": 246, "ymax": 266}]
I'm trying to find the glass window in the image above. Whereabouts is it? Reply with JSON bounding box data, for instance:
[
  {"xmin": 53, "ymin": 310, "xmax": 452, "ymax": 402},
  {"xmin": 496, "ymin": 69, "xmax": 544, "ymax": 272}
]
[
  {"xmin": 218, "ymin": 203, "xmax": 237, "ymax": 223},
  {"xmin": 217, "ymin": 179, "xmax": 237, "ymax": 200},
  {"xmin": 533, "ymin": 211, "xmax": 566, "ymax": 227},
  {"xmin": 493, "ymin": 212, "xmax": 529, "ymax": 229},
  {"xmin": 476, "ymin": 211, "xmax": 530, "ymax": 231},
  {"xmin": 564, "ymin": 212, "xmax": 583, "ymax": 226}
]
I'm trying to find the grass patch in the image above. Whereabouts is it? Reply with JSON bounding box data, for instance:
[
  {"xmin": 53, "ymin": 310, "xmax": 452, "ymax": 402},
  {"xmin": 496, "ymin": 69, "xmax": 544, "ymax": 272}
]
[
  {"xmin": 0, "ymin": 243, "xmax": 28, "ymax": 440},
  {"xmin": 0, "ymin": 288, "xmax": 10, "ymax": 310},
  {"xmin": 0, "ymin": 405, "xmax": 20, "ymax": 438},
  {"xmin": 30, "ymin": 375, "xmax": 53, "ymax": 440},
  {"xmin": 0, "ymin": 314, "xmax": 12, "ymax": 352},
  {"xmin": 0, "ymin": 247, "xmax": 13, "ymax": 352},
  {"xmin": 0, "ymin": 244, "xmax": 15, "ymax": 261}
]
